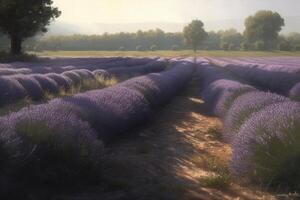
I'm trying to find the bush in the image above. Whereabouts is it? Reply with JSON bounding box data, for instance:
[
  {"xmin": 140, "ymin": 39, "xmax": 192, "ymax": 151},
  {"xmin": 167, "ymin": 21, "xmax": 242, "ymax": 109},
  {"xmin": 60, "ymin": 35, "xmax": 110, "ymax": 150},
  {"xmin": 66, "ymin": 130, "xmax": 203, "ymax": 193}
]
[
  {"xmin": 214, "ymin": 85, "xmax": 256, "ymax": 118},
  {"xmin": 201, "ymin": 79, "xmax": 254, "ymax": 115},
  {"xmin": 62, "ymin": 71, "xmax": 82, "ymax": 85},
  {"xmin": 11, "ymin": 75, "xmax": 45, "ymax": 100},
  {"xmin": 150, "ymin": 45, "xmax": 158, "ymax": 51},
  {"xmin": 171, "ymin": 45, "xmax": 180, "ymax": 51},
  {"xmin": 119, "ymin": 46, "xmax": 125, "ymax": 51},
  {"xmin": 93, "ymin": 69, "xmax": 111, "ymax": 80},
  {"xmin": 223, "ymin": 91, "xmax": 289, "ymax": 142},
  {"xmin": 228, "ymin": 44, "xmax": 235, "ymax": 51},
  {"xmin": 47, "ymin": 73, "xmax": 73, "ymax": 91},
  {"xmin": 289, "ymin": 82, "xmax": 300, "ymax": 101},
  {"xmin": 240, "ymin": 42, "xmax": 250, "ymax": 51},
  {"xmin": 254, "ymin": 41, "xmax": 265, "ymax": 51},
  {"xmin": 0, "ymin": 77, "xmax": 26, "ymax": 105},
  {"xmin": 278, "ymin": 41, "xmax": 292, "ymax": 51},
  {"xmin": 0, "ymin": 105, "xmax": 103, "ymax": 187},
  {"xmin": 231, "ymin": 101, "xmax": 300, "ymax": 191},
  {"xmin": 221, "ymin": 42, "xmax": 229, "ymax": 51},
  {"xmin": 31, "ymin": 75, "xmax": 59, "ymax": 95},
  {"xmin": 294, "ymin": 45, "xmax": 300, "ymax": 51}
]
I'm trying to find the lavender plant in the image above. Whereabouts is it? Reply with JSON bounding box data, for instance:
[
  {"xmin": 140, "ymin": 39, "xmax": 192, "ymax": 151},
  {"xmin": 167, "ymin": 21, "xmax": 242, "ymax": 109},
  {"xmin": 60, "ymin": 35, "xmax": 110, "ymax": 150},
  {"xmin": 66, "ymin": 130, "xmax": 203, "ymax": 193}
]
[
  {"xmin": 223, "ymin": 91, "xmax": 289, "ymax": 142},
  {"xmin": 231, "ymin": 101, "xmax": 300, "ymax": 190}
]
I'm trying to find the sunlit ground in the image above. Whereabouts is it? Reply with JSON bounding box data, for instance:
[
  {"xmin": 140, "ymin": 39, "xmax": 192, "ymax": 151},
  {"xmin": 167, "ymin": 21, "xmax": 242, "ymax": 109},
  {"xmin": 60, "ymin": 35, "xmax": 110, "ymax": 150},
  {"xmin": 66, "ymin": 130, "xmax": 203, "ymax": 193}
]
[{"xmin": 33, "ymin": 50, "xmax": 300, "ymax": 58}]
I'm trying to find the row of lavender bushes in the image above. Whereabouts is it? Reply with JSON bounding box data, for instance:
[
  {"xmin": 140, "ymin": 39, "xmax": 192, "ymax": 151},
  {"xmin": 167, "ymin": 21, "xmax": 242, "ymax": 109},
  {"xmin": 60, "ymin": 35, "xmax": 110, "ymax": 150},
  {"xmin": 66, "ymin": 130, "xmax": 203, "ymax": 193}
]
[
  {"xmin": 209, "ymin": 58, "xmax": 300, "ymax": 101},
  {"xmin": 197, "ymin": 61, "xmax": 300, "ymax": 191},
  {"xmin": 0, "ymin": 59, "xmax": 167, "ymax": 107},
  {"xmin": 0, "ymin": 61, "xmax": 195, "ymax": 198},
  {"xmin": 0, "ymin": 57, "xmax": 156, "ymax": 75}
]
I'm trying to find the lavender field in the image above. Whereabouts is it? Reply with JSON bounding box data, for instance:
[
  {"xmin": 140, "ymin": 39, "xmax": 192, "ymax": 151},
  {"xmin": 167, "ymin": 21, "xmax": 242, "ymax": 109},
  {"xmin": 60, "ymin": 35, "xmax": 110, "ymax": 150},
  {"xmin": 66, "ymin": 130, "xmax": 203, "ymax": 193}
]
[{"xmin": 0, "ymin": 56, "xmax": 300, "ymax": 199}]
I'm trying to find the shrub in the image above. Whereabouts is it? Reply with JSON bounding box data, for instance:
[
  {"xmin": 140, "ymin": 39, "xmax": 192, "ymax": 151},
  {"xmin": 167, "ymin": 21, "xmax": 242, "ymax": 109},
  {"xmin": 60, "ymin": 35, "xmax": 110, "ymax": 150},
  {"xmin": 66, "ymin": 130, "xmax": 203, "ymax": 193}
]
[
  {"xmin": 150, "ymin": 45, "xmax": 158, "ymax": 51},
  {"xmin": 214, "ymin": 85, "xmax": 256, "ymax": 118},
  {"xmin": 73, "ymin": 69, "xmax": 95, "ymax": 80},
  {"xmin": 223, "ymin": 91, "xmax": 289, "ymax": 142},
  {"xmin": 49, "ymin": 86, "xmax": 153, "ymax": 142},
  {"xmin": 221, "ymin": 42, "xmax": 229, "ymax": 51},
  {"xmin": 201, "ymin": 79, "xmax": 254, "ymax": 115},
  {"xmin": 0, "ymin": 105, "xmax": 103, "ymax": 186},
  {"xmin": 171, "ymin": 45, "xmax": 180, "ymax": 51},
  {"xmin": 240, "ymin": 42, "xmax": 250, "ymax": 51},
  {"xmin": 231, "ymin": 101, "xmax": 300, "ymax": 191},
  {"xmin": 93, "ymin": 69, "xmax": 111, "ymax": 80},
  {"xmin": 62, "ymin": 71, "xmax": 82, "ymax": 85},
  {"xmin": 228, "ymin": 44, "xmax": 235, "ymax": 51},
  {"xmin": 290, "ymin": 82, "xmax": 300, "ymax": 101},
  {"xmin": 278, "ymin": 41, "xmax": 292, "ymax": 51},
  {"xmin": 294, "ymin": 45, "xmax": 300, "ymax": 51},
  {"xmin": 47, "ymin": 73, "xmax": 72, "ymax": 91},
  {"xmin": 254, "ymin": 41, "xmax": 265, "ymax": 51},
  {"xmin": 0, "ymin": 77, "xmax": 26, "ymax": 105},
  {"xmin": 11, "ymin": 75, "xmax": 45, "ymax": 100},
  {"xmin": 31, "ymin": 75, "xmax": 59, "ymax": 95}
]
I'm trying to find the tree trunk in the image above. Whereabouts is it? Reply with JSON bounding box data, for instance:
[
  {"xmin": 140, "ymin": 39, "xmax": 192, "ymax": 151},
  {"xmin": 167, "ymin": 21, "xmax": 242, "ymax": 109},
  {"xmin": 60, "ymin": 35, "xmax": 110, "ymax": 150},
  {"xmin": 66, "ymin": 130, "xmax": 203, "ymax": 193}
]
[{"xmin": 10, "ymin": 35, "xmax": 22, "ymax": 55}]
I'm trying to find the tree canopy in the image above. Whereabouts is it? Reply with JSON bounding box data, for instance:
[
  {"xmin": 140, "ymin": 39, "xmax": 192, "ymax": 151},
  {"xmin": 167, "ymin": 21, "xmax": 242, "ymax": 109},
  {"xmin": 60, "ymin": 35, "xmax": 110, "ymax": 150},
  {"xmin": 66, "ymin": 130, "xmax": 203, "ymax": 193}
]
[
  {"xmin": 183, "ymin": 20, "xmax": 208, "ymax": 52},
  {"xmin": 0, "ymin": 0, "xmax": 61, "ymax": 54},
  {"xmin": 244, "ymin": 10, "xmax": 284, "ymax": 49}
]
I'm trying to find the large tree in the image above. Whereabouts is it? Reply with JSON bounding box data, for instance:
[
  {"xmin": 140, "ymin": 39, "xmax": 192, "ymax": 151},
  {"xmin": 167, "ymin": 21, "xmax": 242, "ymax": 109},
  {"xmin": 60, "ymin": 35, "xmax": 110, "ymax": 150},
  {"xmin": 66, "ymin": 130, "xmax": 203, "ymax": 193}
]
[
  {"xmin": 0, "ymin": 0, "xmax": 61, "ymax": 55},
  {"xmin": 244, "ymin": 10, "xmax": 284, "ymax": 49},
  {"xmin": 183, "ymin": 20, "xmax": 207, "ymax": 52}
]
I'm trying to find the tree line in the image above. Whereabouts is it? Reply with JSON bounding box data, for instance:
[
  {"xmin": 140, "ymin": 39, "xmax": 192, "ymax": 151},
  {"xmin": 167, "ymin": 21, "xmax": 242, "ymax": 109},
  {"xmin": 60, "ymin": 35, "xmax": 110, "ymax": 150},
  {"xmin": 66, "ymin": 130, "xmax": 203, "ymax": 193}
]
[{"xmin": 0, "ymin": 1, "xmax": 300, "ymax": 54}]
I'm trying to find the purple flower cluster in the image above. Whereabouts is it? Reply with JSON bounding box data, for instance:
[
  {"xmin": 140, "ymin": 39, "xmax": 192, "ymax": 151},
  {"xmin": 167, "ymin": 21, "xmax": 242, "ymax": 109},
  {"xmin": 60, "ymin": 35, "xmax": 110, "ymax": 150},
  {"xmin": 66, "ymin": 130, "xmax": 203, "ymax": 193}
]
[
  {"xmin": 210, "ymin": 57, "xmax": 300, "ymax": 95},
  {"xmin": 0, "ymin": 58, "xmax": 168, "ymax": 107},
  {"xmin": 0, "ymin": 77, "xmax": 26, "ymax": 106},
  {"xmin": 0, "ymin": 104, "xmax": 103, "ymax": 186},
  {"xmin": 0, "ymin": 57, "xmax": 157, "ymax": 74},
  {"xmin": 121, "ymin": 61, "xmax": 195, "ymax": 108},
  {"xmin": 0, "ymin": 60, "xmax": 194, "ymax": 188},
  {"xmin": 223, "ymin": 91, "xmax": 289, "ymax": 142},
  {"xmin": 106, "ymin": 59, "xmax": 167, "ymax": 78},
  {"xmin": 201, "ymin": 78, "xmax": 255, "ymax": 116},
  {"xmin": 289, "ymin": 82, "xmax": 300, "ymax": 101},
  {"xmin": 231, "ymin": 101, "xmax": 300, "ymax": 189}
]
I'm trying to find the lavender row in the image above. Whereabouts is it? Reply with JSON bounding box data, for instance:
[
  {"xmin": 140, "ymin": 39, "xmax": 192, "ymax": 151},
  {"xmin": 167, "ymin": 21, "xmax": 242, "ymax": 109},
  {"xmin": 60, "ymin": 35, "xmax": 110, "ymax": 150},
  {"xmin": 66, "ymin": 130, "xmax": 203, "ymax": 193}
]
[
  {"xmin": 0, "ymin": 61, "xmax": 195, "ymax": 192},
  {"xmin": 0, "ymin": 59, "xmax": 167, "ymax": 107},
  {"xmin": 209, "ymin": 57, "xmax": 300, "ymax": 96},
  {"xmin": 197, "ymin": 61, "xmax": 300, "ymax": 190},
  {"xmin": 0, "ymin": 57, "xmax": 156, "ymax": 75}
]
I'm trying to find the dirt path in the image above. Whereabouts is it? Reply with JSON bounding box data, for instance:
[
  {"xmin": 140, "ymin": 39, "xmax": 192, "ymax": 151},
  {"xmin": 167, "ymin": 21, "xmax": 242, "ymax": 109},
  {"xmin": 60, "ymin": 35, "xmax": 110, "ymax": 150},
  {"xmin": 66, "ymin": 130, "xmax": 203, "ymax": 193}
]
[{"xmin": 59, "ymin": 76, "xmax": 275, "ymax": 200}]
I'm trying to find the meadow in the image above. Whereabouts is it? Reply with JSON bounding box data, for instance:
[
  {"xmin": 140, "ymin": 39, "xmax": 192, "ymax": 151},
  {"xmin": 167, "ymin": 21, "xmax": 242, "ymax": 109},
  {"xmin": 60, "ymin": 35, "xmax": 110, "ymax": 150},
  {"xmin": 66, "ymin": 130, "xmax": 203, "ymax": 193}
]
[{"xmin": 0, "ymin": 54, "xmax": 300, "ymax": 199}]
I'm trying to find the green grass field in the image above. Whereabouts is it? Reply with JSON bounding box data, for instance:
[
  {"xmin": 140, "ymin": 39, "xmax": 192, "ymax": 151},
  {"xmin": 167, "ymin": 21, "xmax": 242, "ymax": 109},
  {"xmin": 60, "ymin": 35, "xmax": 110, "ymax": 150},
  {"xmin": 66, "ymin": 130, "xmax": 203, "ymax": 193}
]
[{"xmin": 34, "ymin": 50, "xmax": 300, "ymax": 58}]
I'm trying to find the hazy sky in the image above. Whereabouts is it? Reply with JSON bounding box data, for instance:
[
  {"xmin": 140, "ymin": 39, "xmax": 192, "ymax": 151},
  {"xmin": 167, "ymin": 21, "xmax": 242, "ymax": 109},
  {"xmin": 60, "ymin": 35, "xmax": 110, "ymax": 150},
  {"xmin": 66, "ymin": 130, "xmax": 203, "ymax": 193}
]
[
  {"xmin": 51, "ymin": 0, "xmax": 300, "ymax": 34},
  {"xmin": 53, "ymin": 0, "xmax": 300, "ymax": 23}
]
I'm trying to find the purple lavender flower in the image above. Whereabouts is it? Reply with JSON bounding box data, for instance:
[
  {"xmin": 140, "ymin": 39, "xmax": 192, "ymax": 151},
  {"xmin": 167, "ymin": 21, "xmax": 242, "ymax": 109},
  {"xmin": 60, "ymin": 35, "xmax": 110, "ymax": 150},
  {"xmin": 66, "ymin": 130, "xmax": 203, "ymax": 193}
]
[
  {"xmin": 30, "ymin": 75, "xmax": 59, "ymax": 95},
  {"xmin": 11, "ymin": 75, "xmax": 45, "ymax": 100},
  {"xmin": 0, "ymin": 77, "xmax": 26, "ymax": 106},
  {"xmin": 231, "ymin": 101, "xmax": 300, "ymax": 190},
  {"xmin": 46, "ymin": 73, "xmax": 72, "ymax": 91},
  {"xmin": 201, "ymin": 79, "xmax": 254, "ymax": 115},
  {"xmin": 0, "ymin": 104, "xmax": 103, "ymax": 186},
  {"xmin": 223, "ymin": 91, "xmax": 289, "ymax": 142},
  {"xmin": 62, "ymin": 71, "xmax": 82, "ymax": 85}
]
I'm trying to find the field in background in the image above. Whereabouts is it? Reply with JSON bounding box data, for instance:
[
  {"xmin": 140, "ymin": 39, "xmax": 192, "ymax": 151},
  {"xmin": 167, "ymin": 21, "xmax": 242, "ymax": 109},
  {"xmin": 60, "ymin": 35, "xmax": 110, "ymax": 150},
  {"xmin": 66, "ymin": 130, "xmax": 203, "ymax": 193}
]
[{"xmin": 34, "ymin": 50, "xmax": 300, "ymax": 58}]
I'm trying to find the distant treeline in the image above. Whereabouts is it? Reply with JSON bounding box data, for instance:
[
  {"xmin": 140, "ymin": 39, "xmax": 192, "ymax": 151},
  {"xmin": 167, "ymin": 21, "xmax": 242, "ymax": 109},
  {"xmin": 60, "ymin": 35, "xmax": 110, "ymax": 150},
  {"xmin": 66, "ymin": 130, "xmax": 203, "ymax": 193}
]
[{"xmin": 1, "ymin": 29, "xmax": 300, "ymax": 51}]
